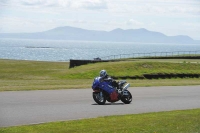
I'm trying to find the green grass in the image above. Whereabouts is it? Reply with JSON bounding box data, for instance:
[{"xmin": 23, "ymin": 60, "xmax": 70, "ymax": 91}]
[
  {"xmin": 64, "ymin": 60, "xmax": 200, "ymax": 79},
  {"xmin": 0, "ymin": 60, "xmax": 200, "ymax": 132},
  {"xmin": 1, "ymin": 59, "xmax": 200, "ymax": 80},
  {"xmin": 1, "ymin": 78, "xmax": 200, "ymax": 91},
  {"xmin": 0, "ymin": 79, "xmax": 92, "ymax": 91},
  {"xmin": 1, "ymin": 109, "xmax": 200, "ymax": 133},
  {"xmin": 0, "ymin": 59, "xmax": 200, "ymax": 91}
]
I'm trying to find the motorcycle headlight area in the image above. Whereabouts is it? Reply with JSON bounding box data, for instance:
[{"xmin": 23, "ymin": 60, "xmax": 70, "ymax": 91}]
[{"xmin": 122, "ymin": 90, "xmax": 129, "ymax": 96}]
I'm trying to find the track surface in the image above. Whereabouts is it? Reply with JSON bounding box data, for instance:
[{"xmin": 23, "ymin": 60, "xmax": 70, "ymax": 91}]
[{"xmin": 0, "ymin": 86, "xmax": 200, "ymax": 127}]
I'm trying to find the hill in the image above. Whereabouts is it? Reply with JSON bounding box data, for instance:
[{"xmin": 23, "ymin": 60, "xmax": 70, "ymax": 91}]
[{"xmin": 0, "ymin": 26, "xmax": 199, "ymax": 44}]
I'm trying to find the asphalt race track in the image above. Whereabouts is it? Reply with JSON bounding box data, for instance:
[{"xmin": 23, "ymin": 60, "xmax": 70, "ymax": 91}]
[{"xmin": 0, "ymin": 86, "xmax": 200, "ymax": 127}]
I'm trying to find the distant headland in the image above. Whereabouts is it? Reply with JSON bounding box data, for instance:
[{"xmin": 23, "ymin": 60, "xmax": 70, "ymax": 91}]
[{"xmin": 0, "ymin": 26, "xmax": 199, "ymax": 44}]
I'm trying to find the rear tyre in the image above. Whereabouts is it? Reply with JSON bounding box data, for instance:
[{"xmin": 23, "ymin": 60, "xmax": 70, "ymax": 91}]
[
  {"xmin": 121, "ymin": 90, "xmax": 132, "ymax": 104},
  {"xmin": 93, "ymin": 92, "xmax": 106, "ymax": 105}
]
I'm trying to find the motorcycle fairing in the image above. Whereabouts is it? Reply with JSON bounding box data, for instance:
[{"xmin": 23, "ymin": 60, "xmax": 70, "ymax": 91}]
[{"xmin": 92, "ymin": 77, "xmax": 115, "ymax": 94}]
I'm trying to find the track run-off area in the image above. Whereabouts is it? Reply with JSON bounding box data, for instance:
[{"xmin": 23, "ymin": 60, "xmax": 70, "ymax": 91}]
[{"xmin": 0, "ymin": 86, "xmax": 200, "ymax": 127}]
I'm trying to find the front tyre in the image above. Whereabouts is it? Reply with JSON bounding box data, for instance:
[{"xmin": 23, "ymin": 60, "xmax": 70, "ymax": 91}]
[
  {"xmin": 121, "ymin": 90, "xmax": 132, "ymax": 104},
  {"xmin": 93, "ymin": 92, "xmax": 106, "ymax": 105}
]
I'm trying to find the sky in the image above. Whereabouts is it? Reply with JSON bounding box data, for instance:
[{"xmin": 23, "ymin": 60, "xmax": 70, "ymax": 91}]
[{"xmin": 0, "ymin": 0, "xmax": 200, "ymax": 40}]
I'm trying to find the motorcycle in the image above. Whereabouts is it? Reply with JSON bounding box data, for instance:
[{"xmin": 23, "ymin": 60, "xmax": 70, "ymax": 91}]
[{"xmin": 92, "ymin": 77, "xmax": 132, "ymax": 105}]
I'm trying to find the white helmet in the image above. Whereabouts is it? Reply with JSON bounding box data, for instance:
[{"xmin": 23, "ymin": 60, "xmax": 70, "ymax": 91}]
[{"xmin": 99, "ymin": 70, "xmax": 107, "ymax": 78}]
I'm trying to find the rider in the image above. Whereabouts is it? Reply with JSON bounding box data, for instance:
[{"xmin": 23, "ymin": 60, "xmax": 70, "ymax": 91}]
[
  {"xmin": 99, "ymin": 70, "xmax": 119, "ymax": 102},
  {"xmin": 99, "ymin": 70, "xmax": 118, "ymax": 88}
]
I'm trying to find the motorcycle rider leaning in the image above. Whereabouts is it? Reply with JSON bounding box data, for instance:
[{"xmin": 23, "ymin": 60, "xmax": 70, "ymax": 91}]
[
  {"xmin": 99, "ymin": 70, "xmax": 119, "ymax": 102},
  {"xmin": 99, "ymin": 70, "xmax": 118, "ymax": 87}
]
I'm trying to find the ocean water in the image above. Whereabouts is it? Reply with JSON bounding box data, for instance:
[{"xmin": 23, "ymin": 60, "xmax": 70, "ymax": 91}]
[{"xmin": 0, "ymin": 38, "xmax": 200, "ymax": 61}]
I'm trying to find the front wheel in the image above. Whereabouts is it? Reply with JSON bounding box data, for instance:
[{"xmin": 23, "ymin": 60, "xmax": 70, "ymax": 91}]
[
  {"xmin": 121, "ymin": 90, "xmax": 132, "ymax": 104},
  {"xmin": 93, "ymin": 92, "xmax": 106, "ymax": 105}
]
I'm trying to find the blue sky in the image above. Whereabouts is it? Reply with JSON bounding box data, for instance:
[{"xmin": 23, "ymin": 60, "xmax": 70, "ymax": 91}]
[{"xmin": 0, "ymin": 0, "xmax": 200, "ymax": 40}]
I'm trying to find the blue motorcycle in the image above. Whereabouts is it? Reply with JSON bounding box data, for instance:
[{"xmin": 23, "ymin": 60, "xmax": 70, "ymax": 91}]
[{"xmin": 92, "ymin": 77, "xmax": 132, "ymax": 105}]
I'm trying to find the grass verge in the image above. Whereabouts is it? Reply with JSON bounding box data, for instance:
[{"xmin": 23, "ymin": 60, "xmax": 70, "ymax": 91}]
[
  {"xmin": 0, "ymin": 59, "xmax": 200, "ymax": 91},
  {"xmin": 0, "ymin": 109, "xmax": 200, "ymax": 133},
  {"xmin": 1, "ymin": 78, "xmax": 200, "ymax": 91}
]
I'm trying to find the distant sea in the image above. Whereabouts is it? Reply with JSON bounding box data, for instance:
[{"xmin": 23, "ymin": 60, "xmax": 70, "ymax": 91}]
[{"xmin": 0, "ymin": 38, "xmax": 200, "ymax": 62}]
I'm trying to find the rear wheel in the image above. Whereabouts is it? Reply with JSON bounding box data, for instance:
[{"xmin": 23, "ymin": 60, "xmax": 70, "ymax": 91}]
[
  {"xmin": 93, "ymin": 92, "xmax": 106, "ymax": 105},
  {"xmin": 121, "ymin": 90, "xmax": 132, "ymax": 104}
]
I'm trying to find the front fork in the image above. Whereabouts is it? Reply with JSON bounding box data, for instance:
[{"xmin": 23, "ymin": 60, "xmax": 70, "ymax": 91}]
[
  {"xmin": 122, "ymin": 90, "xmax": 129, "ymax": 96},
  {"xmin": 117, "ymin": 89, "xmax": 129, "ymax": 97},
  {"xmin": 100, "ymin": 91, "xmax": 103, "ymax": 97}
]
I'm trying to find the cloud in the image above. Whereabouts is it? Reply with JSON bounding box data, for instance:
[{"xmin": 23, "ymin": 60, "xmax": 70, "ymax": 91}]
[
  {"xmin": 1, "ymin": 0, "xmax": 199, "ymax": 15},
  {"xmin": 0, "ymin": 0, "xmax": 200, "ymax": 40},
  {"xmin": 14, "ymin": 0, "xmax": 107, "ymax": 10},
  {"xmin": 71, "ymin": 0, "xmax": 107, "ymax": 10},
  {"xmin": 182, "ymin": 22, "xmax": 200, "ymax": 28},
  {"xmin": 107, "ymin": 0, "xmax": 200, "ymax": 16},
  {"xmin": 149, "ymin": 21, "xmax": 156, "ymax": 26},
  {"xmin": 21, "ymin": 0, "xmax": 44, "ymax": 6},
  {"xmin": 20, "ymin": 0, "xmax": 69, "ymax": 7},
  {"xmin": 0, "ymin": 0, "xmax": 8, "ymax": 4},
  {"xmin": 72, "ymin": 20, "xmax": 88, "ymax": 24},
  {"xmin": 126, "ymin": 19, "xmax": 143, "ymax": 26}
]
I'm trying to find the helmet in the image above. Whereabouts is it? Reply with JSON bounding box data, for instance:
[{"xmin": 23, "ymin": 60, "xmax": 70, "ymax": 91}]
[{"xmin": 99, "ymin": 70, "xmax": 107, "ymax": 78}]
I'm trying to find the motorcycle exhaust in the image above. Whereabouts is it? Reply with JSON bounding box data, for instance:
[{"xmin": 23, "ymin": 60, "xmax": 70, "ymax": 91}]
[{"xmin": 123, "ymin": 83, "xmax": 130, "ymax": 91}]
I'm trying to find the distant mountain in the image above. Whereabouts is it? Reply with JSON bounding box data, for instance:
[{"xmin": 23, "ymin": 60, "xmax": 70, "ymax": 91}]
[{"xmin": 0, "ymin": 26, "xmax": 199, "ymax": 44}]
